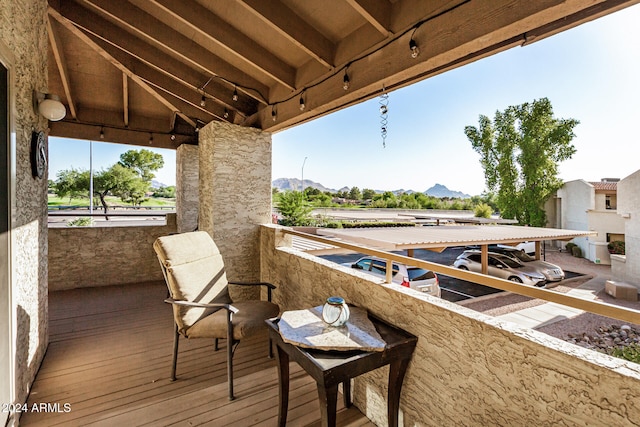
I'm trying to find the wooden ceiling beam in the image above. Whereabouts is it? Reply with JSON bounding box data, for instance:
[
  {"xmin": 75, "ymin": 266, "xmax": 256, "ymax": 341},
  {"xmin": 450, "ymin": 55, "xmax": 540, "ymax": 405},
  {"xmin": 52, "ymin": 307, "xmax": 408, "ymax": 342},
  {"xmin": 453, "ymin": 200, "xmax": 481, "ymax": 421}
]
[
  {"xmin": 48, "ymin": 5, "xmax": 196, "ymax": 128},
  {"xmin": 122, "ymin": 73, "xmax": 129, "ymax": 127},
  {"xmin": 57, "ymin": 2, "xmax": 259, "ymax": 116},
  {"xmin": 52, "ymin": 0, "xmax": 264, "ymax": 116},
  {"xmin": 79, "ymin": 0, "xmax": 270, "ymax": 104},
  {"xmin": 237, "ymin": 0, "xmax": 335, "ymax": 71},
  {"xmin": 47, "ymin": 16, "xmax": 77, "ymax": 119},
  {"xmin": 49, "ymin": 118, "xmax": 194, "ymax": 149},
  {"xmin": 346, "ymin": 0, "xmax": 392, "ymax": 36},
  {"xmin": 257, "ymin": 0, "xmax": 635, "ymax": 132},
  {"xmin": 84, "ymin": 31, "xmax": 235, "ymax": 123},
  {"xmin": 149, "ymin": 0, "xmax": 296, "ymax": 90}
]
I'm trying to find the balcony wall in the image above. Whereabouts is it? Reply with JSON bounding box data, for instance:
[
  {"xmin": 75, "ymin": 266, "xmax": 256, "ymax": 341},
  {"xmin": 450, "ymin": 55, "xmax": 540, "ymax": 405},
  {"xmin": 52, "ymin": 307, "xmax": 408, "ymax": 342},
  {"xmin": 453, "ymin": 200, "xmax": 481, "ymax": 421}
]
[
  {"xmin": 260, "ymin": 224, "xmax": 640, "ymax": 425},
  {"xmin": 48, "ymin": 214, "xmax": 177, "ymax": 291}
]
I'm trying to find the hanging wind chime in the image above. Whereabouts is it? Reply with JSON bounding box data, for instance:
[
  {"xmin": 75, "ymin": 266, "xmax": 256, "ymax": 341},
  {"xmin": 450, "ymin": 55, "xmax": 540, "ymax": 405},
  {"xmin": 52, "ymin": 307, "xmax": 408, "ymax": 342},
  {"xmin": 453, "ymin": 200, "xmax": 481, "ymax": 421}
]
[{"xmin": 379, "ymin": 86, "xmax": 389, "ymax": 148}]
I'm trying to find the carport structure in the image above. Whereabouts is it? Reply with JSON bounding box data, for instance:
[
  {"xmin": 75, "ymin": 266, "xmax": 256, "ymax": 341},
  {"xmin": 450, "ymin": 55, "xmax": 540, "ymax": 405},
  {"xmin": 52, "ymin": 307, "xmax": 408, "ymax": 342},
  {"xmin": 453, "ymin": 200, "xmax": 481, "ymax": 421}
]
[{"xmin": 317, "ymin": 225, "xmax": 596, "ymax": 278}]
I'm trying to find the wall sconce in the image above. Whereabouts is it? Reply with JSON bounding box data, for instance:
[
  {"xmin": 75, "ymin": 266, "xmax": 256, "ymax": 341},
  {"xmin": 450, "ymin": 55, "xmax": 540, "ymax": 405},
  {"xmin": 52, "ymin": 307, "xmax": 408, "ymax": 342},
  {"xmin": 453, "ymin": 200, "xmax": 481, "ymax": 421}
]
[{"xmin": 33, "ymin": 91, "xmax": 66, "ymax": 121}]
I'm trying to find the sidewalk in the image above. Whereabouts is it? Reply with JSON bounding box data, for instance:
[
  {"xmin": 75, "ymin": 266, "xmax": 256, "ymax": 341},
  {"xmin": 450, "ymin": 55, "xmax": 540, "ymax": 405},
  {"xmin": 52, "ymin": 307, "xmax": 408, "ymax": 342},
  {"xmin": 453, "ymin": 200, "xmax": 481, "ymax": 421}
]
[{"xmin": 496, "ymin": 250, "xmax": 613, "ymax": 329}]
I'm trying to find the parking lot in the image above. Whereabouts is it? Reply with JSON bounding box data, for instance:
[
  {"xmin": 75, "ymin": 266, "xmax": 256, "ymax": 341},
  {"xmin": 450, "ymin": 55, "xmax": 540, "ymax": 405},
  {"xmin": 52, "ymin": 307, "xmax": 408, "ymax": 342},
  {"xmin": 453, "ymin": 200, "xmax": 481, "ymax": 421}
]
[{"xmin": 321, "ymin": 247, "xmax": 503, "ymax": 302}]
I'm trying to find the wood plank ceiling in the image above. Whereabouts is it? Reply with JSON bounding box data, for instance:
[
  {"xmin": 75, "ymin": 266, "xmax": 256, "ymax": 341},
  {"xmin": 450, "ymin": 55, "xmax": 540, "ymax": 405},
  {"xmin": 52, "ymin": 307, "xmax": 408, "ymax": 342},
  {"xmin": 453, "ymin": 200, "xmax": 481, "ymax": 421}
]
[{"xmin": 46, "ymin": 0, "xmax": 639, "ymax": 149}]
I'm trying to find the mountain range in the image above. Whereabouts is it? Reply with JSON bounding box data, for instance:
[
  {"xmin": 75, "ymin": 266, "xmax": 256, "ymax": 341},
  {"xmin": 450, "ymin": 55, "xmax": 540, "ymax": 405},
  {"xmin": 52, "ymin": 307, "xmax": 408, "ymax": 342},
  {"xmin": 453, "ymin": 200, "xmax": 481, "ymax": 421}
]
[{"xmin": 272, "ymin": 178, "xmax": 472, "ymax": 198}]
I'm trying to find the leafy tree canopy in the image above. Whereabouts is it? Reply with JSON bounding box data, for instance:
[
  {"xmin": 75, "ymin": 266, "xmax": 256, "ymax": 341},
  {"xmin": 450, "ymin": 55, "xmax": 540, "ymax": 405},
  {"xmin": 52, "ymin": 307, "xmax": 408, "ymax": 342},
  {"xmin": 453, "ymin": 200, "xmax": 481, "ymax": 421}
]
[
  {"xmin": 118, "ymin": 149, "xmax": 164, "ymax": 182},
  {"xmin": 464, "ymin": 98, "xmax": 578, "ymax": 226}
]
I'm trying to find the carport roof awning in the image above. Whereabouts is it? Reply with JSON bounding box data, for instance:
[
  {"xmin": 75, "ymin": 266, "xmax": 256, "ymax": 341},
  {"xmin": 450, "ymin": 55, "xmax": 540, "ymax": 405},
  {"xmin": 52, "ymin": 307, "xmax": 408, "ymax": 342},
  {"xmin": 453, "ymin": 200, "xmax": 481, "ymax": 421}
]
[{"xmin": 316, "ymin": 225, "xmax": 596, "ymax": 251}]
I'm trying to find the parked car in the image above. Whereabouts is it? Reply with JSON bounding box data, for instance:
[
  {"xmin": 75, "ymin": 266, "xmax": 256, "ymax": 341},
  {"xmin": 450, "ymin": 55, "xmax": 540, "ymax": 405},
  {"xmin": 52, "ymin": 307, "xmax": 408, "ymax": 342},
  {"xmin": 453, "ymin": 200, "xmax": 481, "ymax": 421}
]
[
  {"xmin": 344, "ymin": 256, "xmax": 441, "ymax": 297},
  {"xmin": 515, "ymin": 241, "xmax": 536, "ymax": 255},
  {"xmin": 453, "ymin": 250, "xmax": 547, "ymax": 287},
  {"xmin": 488, "ymin": 245, "xmax": 565, "ymax": 282}
]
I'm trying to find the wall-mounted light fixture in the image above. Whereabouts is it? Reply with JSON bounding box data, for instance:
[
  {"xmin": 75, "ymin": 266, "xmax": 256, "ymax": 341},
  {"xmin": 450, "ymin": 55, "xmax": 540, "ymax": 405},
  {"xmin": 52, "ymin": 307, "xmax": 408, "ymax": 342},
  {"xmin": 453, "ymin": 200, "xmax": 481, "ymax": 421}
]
[{"xmin": 33, "ymin": 90, "xmax": 66, "ymax": 121}]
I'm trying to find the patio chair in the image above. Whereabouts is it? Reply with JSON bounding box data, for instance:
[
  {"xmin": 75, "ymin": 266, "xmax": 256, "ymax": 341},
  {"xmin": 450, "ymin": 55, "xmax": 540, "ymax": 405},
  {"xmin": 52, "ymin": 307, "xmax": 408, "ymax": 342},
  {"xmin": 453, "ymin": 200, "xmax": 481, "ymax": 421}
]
[{"xmin": 153, "ymin": 231, "xmax": 280, "ymax": 400}]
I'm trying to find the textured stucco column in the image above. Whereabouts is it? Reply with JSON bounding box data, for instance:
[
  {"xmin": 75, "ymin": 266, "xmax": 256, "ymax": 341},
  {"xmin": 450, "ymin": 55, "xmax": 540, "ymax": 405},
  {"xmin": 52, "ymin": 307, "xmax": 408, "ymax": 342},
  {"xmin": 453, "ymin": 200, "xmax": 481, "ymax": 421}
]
[
  {"xmin": 0, "ymin": 0, "xmax": 49, "ymax": 417},
  {"xmin": 176, "ymin": 144, "xmax": 199, "ymax": 233},
  {"xmin": 198, "ymin": 121, "xmax": 271, "ymax": 282}
]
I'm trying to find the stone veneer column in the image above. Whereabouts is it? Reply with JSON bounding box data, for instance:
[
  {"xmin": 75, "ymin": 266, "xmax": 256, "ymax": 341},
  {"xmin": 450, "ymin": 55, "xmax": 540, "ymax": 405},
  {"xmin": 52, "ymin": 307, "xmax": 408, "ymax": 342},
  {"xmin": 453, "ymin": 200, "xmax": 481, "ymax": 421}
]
[
  {"xmin": 198, "ymin": 121, "xmax": 271, "ymax": 282},
  {"xmin": 176, "ymin": 144, "xmax": 199, "ymax": 233}
]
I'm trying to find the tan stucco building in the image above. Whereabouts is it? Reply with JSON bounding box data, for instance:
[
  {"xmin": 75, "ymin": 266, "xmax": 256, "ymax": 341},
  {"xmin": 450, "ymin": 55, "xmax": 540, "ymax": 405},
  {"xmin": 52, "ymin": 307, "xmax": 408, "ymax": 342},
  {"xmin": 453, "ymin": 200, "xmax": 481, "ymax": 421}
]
[{"xmin": 546, "ymin": 178, "xmax": 625, "ymax": 264}]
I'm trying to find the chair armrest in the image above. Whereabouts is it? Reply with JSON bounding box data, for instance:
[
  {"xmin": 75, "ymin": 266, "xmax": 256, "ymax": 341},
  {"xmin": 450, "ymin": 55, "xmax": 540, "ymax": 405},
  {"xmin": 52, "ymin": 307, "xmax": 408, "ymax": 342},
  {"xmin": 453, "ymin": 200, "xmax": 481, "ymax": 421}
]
[
  {"xmin": 164, "ymin": 298, "xmax": 239, "ymax": 314},
  {"xmin": 228, "ymin": 282, "xmax": 276, "ymax": 302},
  {"xmin": 228, "ymin": 281, "xmax": 276, "ymax": 289}
]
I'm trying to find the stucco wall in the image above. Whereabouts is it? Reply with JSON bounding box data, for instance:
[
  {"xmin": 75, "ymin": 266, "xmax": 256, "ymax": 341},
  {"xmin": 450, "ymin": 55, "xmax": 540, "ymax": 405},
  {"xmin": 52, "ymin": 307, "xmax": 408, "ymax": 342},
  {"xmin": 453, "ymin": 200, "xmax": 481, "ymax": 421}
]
[
  {"xmin": 176, "ymin": 144, "xmax": 198, "ymax": 233},
  {"xmin": 198, "ymin": 121, "xmax": 271, "ymax": 282},
  {"xmin": 48, "ymin": 215, "xmax": 177, "ymax": 291},
  {"xmin": 0, "ymin": 0, "xmax": 49, "ymax": 412},
  {"xmin": 585, "ymin": 210, "xmax": 625, "ymax": 264},
  {"xmin": 260, "ymin": 224, "xmax": 640, "ymax": 425},
  {"xmin": 617, "ymin": 170, "xmax": 640, "ymax": 286},
  {"xmin": 556, "ymin": 180, "xmax": 594, "ymax": 258}
]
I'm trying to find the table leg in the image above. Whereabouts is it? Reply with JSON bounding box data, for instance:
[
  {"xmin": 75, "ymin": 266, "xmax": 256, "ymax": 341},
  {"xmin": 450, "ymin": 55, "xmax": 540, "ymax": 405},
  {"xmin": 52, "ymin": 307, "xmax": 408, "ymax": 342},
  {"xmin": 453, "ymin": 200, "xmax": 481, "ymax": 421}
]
[
  {"xmin": 342, "ymin": 379, "xmax": 351, "ymax": 408},
  {"xmin": 387, "ymin": 357, "xmax": 411, "ymax": 427},
  {"xmin": 275, "ymin": 344, "xmax": 289, "ymax": 427},
  {"xmin": 317, "ymin": 383, "xmax": 339, "ymax": 427}
]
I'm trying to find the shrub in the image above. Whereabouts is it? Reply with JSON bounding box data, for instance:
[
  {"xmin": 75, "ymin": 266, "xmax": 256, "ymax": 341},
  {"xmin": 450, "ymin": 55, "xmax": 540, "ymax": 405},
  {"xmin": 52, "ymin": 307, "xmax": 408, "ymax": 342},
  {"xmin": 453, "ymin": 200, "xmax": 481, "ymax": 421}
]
[
  {"xmin": 571, "ymin": 245, "xmax": 582, "ymax": 258},
  {"xmin": 67, "ymin": 217, "xmax": 93, "ymax": 227},
  {"xmin": 474, "ymin": 203, "xmax": 493, "ymax": 218},
  {"xmin": 609, "ymin": 343, "xmax": 640, "ymax": 364},
  {"xmin": 341, "ymin": 222, "xmax": 415, "ymax": 228},
  {"xmin": 565, "ymin": 242, "xmax": 576, "ymax": 253},
  {"xmin": 608, "ymin": 240, "xmax": 625, "ymax": 255},
  {"xmin": 276, "ymin": 191, "xmax": 313, "ymax": 226},
  {"xmin": 322, "ymin": 221, "xmax": 343, "ymax": 229}
]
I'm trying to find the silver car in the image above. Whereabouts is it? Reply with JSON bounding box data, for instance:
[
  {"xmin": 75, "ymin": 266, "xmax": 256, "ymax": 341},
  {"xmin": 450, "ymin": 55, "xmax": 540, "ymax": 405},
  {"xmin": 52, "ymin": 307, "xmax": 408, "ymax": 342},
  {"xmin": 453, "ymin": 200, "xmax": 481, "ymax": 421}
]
[
  {"xmin": 453, "ymin": 250, "xmax": 547, "ymax": 287},
  {"xmin": 344, "ymin": 256, "xmax": 441, "ymax": 297},
  {"xmin": 488, "ymin": 245, "xmax": 565, "ymax": 282}
]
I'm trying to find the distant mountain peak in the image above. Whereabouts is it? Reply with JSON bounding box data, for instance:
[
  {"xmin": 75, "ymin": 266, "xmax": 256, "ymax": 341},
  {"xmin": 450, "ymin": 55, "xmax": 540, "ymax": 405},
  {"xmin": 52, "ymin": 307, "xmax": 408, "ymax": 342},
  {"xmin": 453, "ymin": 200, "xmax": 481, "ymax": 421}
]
[
  {"xmin": 424, "ymin": 183, "xmax": 470, "ymax": 199},
  {"xmin": 272, "ymin": 178, "xmax": 472, "ymax": 198},
  {"xmin": 272, "ymin": 178, "xmax": 336, "ymax": 193}
]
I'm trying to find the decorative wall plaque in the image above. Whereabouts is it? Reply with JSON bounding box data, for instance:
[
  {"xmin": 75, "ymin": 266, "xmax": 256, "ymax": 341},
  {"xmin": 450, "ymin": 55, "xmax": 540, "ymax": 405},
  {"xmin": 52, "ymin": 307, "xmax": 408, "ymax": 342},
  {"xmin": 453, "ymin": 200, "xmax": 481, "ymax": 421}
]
[{"xmin": 31, "ymin": 130, "xmax": 46, "ymax": 179}]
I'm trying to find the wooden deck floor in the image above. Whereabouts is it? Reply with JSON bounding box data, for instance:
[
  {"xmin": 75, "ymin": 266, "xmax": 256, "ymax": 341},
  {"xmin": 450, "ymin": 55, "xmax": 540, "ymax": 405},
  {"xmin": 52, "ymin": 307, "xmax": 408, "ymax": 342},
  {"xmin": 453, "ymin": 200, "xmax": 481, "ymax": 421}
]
[{"xmin": 20, "ymin": 282, "xmax": 373, "ymax": 426}]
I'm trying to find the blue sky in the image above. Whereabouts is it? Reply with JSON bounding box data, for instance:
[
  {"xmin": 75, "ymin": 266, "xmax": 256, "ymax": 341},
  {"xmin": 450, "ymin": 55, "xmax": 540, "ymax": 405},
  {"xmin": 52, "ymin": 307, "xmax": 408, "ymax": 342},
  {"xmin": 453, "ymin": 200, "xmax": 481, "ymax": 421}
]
[{"xmin": 50, "ymin": 4, "xmax": 640, "ymax": 196}]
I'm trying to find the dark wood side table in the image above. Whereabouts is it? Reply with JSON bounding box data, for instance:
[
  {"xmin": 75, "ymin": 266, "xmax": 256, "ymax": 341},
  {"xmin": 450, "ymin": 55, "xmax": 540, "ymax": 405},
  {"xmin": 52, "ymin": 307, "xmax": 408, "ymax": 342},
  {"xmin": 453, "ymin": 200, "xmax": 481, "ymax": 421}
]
[{"xmin": 266, "ymin": 314, "xmax": 417, "ymax": 427}]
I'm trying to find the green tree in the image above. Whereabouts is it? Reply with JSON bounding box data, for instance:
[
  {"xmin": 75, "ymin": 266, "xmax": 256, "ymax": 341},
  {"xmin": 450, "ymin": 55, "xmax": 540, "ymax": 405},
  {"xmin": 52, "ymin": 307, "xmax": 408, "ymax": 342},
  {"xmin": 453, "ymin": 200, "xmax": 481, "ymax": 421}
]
[
  {"xmin": 276, "ymin": 191, "xmax": 313, "ymax": 226},
  {"xmin": 362, "ymin": 188, "xmax": 376, "ymax": 200},
  {"xmin": 93, "ymin": 164, "xmax": 144, "ymax": 213},
  {"xmin": 54, "ymin": 168, "xmax": 90, "ymax": 203},
  {"xmin": 54, "ymin": 148, "xmax": 165, "ymax": 215},
  {"xmin": 153, "ymin": 186, "xmax": 176, "ymax": 198},
  {"xmin": 464, "ymin": 98, "xmax": 578, "ymax": 226},
  {"xmin": 118, "ymin": 149, "xmax": 164, "ymax": 183},
  {"xmin": 348, "ymin": 186, "xmax": 362, "ymax": 200}
]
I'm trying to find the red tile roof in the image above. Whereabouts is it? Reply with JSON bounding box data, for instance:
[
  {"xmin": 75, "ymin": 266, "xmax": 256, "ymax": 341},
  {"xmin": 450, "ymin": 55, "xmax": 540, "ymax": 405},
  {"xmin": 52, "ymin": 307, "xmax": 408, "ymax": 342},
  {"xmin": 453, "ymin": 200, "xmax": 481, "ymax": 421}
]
[{"xmin": 590, "ymin": 181, "xmax": 617, "ymax": 191}]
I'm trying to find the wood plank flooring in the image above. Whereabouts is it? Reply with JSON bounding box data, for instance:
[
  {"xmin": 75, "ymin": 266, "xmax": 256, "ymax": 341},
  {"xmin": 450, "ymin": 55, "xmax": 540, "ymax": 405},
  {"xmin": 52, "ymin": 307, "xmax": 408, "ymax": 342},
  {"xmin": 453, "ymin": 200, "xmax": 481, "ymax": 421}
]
[{"xmin": 20, "ymin": 282, "xmax": 373, "ymax": 426}]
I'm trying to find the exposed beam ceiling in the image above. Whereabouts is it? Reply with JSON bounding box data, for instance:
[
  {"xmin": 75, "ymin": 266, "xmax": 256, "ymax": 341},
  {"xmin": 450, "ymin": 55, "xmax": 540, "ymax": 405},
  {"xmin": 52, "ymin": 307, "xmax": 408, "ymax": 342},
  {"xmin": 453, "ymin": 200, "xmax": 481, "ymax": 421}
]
[{"xmin": 46, "ymin": 0, "xmax": 640, "ymax": 147}]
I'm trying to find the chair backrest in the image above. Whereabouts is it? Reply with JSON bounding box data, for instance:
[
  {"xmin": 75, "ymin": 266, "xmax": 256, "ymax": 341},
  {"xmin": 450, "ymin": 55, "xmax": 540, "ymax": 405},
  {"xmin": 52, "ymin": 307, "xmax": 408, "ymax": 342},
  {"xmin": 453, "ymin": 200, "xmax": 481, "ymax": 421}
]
[{"xmin": 154, "ymin": 231, "xmax": 232, "ymax": 333}]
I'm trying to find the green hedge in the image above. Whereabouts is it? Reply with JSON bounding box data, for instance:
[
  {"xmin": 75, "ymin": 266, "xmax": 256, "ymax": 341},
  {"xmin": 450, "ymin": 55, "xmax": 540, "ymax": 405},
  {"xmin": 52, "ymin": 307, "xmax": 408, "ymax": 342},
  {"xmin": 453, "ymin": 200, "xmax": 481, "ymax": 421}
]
[{"xmin": 341, "ymin": 222, "xmax": 416, "ymax": 228}]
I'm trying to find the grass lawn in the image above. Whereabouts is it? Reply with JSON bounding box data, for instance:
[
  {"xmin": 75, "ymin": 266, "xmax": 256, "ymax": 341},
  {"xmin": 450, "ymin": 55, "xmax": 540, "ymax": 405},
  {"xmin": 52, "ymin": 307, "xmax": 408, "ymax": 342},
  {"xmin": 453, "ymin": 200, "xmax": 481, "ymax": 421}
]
[{"xmin": 48, "ymin": 194, "xmax": 175, "ymax": 208}]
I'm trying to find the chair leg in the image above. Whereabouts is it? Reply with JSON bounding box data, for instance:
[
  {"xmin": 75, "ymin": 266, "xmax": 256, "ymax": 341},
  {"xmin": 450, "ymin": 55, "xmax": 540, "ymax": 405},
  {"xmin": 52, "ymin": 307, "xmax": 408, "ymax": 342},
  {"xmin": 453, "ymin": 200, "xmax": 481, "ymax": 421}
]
[
  {"xmin": 214, "ymin": 338, "xmax": 219, "ymax": 351},
  {"xmin": 227, "ymin": 313, "xmax": 235, "ymax": 401},
  {"xmin": 268, "ymin": 337, "xmax": 274, "ymax": 359},
  {"xmin": 171, "ymin": 326, "xmax": 179, "ymax": 381}
]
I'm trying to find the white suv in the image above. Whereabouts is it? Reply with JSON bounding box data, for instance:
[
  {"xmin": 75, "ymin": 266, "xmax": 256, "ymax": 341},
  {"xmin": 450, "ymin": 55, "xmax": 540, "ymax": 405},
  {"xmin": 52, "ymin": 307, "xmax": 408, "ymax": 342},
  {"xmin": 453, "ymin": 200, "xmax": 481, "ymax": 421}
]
[{"xmin": 345, "ymin": 256, "xmax": 441, "ymax": 297}]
